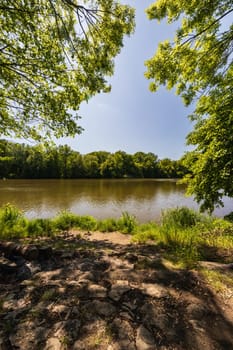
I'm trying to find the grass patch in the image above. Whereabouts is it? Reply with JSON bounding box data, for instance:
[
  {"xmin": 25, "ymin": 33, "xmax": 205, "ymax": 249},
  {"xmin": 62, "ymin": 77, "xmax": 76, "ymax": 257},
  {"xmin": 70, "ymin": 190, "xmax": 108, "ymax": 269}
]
[
  {"xmin": 97, "ymin": 218, "xmax": 119, "ymax": 232},
  {"xmin": 132, "ymin": 222, "xmax": 159, "ymax": 243},
  {"xmin": 0, "ymin": 204, "xmax": 233, "ymax": 268},
  {"xmin": 200, "ymin": 269, "xmax": 233, "ymax": 294},
  {"xmin": 132, "ymin": 207, "xmax": 233, "ymax": 267},
  {"xmin": 117, "ymin": 211, "xmax": 137, "ymax": 233},
  {"xmin": 0, "ymin": 204, "xmax": 28, "ymax": 239},
  {"xmin": 27, "ymin": 218, "xmax": 54, "ymax": 237},
  {"xmin": 53, "ymin": 211, "xmax": 97, "ymax": 231}
]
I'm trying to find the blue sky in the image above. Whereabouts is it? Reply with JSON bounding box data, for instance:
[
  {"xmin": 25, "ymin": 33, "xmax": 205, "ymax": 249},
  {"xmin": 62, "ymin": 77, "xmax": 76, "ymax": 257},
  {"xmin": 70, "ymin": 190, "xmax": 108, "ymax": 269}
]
[{"xmin": 59, "ymin": 0, "xmax": 193, "ymax": 160}]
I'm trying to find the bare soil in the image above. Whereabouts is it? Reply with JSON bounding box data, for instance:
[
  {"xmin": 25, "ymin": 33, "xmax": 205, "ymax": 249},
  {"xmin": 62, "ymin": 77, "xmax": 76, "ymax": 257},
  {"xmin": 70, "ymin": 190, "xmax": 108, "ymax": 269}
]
[{"xmin": 0, "ymin": 230, "xmax": 233, "ymax": 350}]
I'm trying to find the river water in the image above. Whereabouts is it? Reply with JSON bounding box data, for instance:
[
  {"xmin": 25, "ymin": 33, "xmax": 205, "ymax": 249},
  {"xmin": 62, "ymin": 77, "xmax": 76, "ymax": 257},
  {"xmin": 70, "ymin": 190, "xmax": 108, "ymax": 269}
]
[{"xmin": 0, "ymin": 179, "xmax": 232, "ymax": 222}]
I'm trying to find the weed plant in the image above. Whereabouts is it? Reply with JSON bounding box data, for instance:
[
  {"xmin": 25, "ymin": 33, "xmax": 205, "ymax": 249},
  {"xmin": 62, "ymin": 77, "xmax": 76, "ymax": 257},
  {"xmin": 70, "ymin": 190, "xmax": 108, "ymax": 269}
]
[
  {"xmin": 0, "ymin": 204, "xmax": 233, "ymax": 268},
  {"xmin": 132, "ymin": 222, "xmax": 159, "ymax": 243},
  {"xmin": 27, "ymin": 218, "xmax": 54, "ymax": 237},
  {"xmin": 117, "ymin": 211, "xmax": 137, "ymax": 233},
  {"xmin": 132, "ymin": 207, "xmax": 233, "ymax": 267},
  {"xmin": 0, "ymin": 204, "xmax": 27, "ymax": 238},
  {"xmin": 200, "ymin": 269, "xmax": 233, "ymax": 294},
  {"xmin": 52, "ymin": 210, "xmax": 81, "ymax": 231},
  {"xmin": 97, "ymin": 218, "xmax": 119, "ymax": 232},
  {"xmin": 0, "ymin": 205, "xmax": 139, "ymax": 239}
]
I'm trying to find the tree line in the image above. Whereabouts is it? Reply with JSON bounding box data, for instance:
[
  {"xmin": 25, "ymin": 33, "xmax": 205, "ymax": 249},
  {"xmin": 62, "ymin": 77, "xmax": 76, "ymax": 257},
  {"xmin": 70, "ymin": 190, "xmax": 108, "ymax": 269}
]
[{"xmin": 0, "ymin": 140, "xmax": 188, "ymax": 179}]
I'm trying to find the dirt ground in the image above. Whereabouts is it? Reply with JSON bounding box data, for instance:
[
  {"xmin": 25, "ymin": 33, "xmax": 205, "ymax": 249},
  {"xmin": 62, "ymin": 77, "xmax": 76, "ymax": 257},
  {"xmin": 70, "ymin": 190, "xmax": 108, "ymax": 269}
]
[{"xmin": 0, "ymin": 230, "xmax": 233, "ymax": 350}]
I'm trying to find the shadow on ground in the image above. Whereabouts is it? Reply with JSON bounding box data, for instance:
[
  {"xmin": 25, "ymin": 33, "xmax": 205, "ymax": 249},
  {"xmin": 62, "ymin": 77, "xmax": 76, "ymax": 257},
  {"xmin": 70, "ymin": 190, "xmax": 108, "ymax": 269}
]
[{"xmin": 0, "ymin": 232, "xmax": 233, "ymax": 350}]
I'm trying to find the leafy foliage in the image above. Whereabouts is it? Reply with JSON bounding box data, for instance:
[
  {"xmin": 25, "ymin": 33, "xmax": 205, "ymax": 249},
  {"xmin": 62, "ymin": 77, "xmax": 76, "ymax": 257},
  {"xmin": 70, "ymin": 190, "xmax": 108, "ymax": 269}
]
[
  {"xmin": 117, "ymin": 211, "xmax": 137, "ymax": 233},
  {"xmin": 145, "ymin": 0, "xmax": 233, "ymax": 212},
  {"xmin": 0, "ymin": 0, "xmax": 135, "ymax": 140},
  {"xmin": 0, "ymin": 204, "xmax": 233, "ymax": 268},
  {"xmin": 133, "ymin": 206, "xmax": 233, "ymax": 267},
  {"xmin": 0, "ymin": 139, "xmax": 188, "ymax": 179},
  {"xmin": 0, "ymin": 204, "xmax": 27, "ymax": 238},
  {"xmin": 161, "ymin": 207, "xmax": 202, "ymax": 230}
]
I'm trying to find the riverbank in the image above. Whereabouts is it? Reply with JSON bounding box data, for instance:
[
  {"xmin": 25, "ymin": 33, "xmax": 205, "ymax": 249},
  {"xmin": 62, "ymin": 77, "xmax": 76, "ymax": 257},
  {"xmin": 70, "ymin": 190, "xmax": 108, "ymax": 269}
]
[
  {"xmin": 1, "ymin": 204, "xmax": 233, "ymax": 267},
  {"xmin": 1, "ymin": 229, "xmax": 233, "ymax": 349},
  {"xmin": 1, "ymin": 206, "xmax": 233, "ymax": 348}
]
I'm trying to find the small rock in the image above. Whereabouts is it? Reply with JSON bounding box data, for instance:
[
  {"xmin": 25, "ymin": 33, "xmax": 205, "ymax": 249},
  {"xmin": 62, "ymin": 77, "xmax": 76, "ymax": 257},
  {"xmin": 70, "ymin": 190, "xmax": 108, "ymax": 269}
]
[
  {"xmin": 141, "ymin": 283, "xmax": 167, "ymax": 298},
  {"xmin": 17, "ymin": 264, "xmax": 32, "ymax": 280},
  {"xmin": 26, "ymin": 261, "xmax": 41, "ymax": 274},
  {"xmin": 21, "ymin": 245, "xmax": 39, "ymax": 260},
  {"xmin": 108, "ymin": 282, "xmax": 131, "ymax": 301},
  {"xmin": 119, "ymin": 311, "xmax": 134, "ymax": 321},
  {"xmin": 93, "ymin": 300, "xmax": 116, "ymax": 317},
  {"xmin": 94, "ymin": 261, "xmax": 110, "ymax": 271},
  {"xmin": 188, "ymin": 319, "xmax": 205, "ymax": 332},
  {"xmin": 125, "ymin": 253, "xmax": 138, "ymax": 263},
  {"xmin": 38, "ymin": 246, "xmax": 53, "ymax": 259},
  {"xmin": 50, "ymin": 304, "xmax": 68, "ymax": 315},
  {"xmin": 136, "ymin": 325, "xmax": 155, "ymax": 350},
  {"xmin": 0, "ymin": 337, "xmax": 12, "ymax": 350},
  {"xmin": 79, "ymin": 271, "xmax": 95, "ymax": 282},
  {"xmin": 140, "ymin": 303, "xmax": 168, "ymax": 330},
  {"xmin": 45, "ymin": 337, "xmax": 62, "ymax": 350},
  {"xmin": 61, "ymin": 251, "xmax": 74, "ymax": 259},
  {"xmin": 78, "ymin": 262, "xmax": 94, "ymax": 271},
  {"xmin": 186, "ymin": 303, "xmax": 207, "ymax": 319},
  {"xmin": 87, "ymin": 284, "xmax": 107, "ymax": 298},
  {"xmin": 0, "ymin": 257, "xmax": 17, "ymax": 272},
  {"xmin": 122, "ymin": 301, "xmax": 137, "ymax": 311},
  {"xmin": 53, "ymin": 319, "xmax": 81, "ymax": 340},
  {"xmin": 71, "ymin": 306, "xmax": 79, "ymax": 316}
]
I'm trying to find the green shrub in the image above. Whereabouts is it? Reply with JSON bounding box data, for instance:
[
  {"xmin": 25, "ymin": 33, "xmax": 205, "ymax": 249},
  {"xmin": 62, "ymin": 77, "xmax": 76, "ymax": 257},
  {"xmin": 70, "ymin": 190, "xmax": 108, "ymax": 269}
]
[
  {"xmin": 132, "ymin": 231, "xmax": 158, "ymax": 243},
  {"xmin": 132, "ymin": 222, "xmax": 159, "ymax": 243},
  {"xmin": 76, "ymin": 215, "xmax": 97, "ymax": 231},
  {"xmin": 157, "ymin": 207, "xmax": 204, "ymax": 267},
  {"xmin": 117, "ymin": 212, "xmax": 137, "ymax": 233},
  {"xmin": 27, "ymin": 218, "xmax": 54, "ymax": 237},
  {"xmin": 161, "ymin": 206, "xmax": 202, "ymax": 230},
  {"xmin": 97, "ymin": 218, "xmax": 119, "ymax": 232},
  {"xmin": 53, "ymin": 211, "xmax": 80, "ymax": 231},
  {"xmin": 0, "ymin": 204, "xmax": 28, "ymax": 239},
  {"xmin": 0, "ymin": 203, "xmax": 23, "ymax": 224}
]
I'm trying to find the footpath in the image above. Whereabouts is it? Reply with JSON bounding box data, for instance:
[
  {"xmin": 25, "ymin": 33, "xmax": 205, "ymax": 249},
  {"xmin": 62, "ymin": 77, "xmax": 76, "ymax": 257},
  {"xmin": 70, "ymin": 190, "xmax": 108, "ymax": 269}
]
[{"xmin": 0, "ymin": 231, "xmax": 233, "ymax": 350}]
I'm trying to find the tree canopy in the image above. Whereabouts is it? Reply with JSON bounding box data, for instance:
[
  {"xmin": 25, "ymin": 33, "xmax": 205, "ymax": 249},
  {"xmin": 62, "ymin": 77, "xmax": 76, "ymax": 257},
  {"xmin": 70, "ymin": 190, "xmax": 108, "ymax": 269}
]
[
  {"xmin": 145, "ymin": 0, "xmax": 233, "ymax": 212},
  {"xmin": 0, "ymin": 139, "xmax": 187, "ymax": 179},
  {"xmin": 0, "ymin": 0, "xmax": 134, "ymax": 140}
]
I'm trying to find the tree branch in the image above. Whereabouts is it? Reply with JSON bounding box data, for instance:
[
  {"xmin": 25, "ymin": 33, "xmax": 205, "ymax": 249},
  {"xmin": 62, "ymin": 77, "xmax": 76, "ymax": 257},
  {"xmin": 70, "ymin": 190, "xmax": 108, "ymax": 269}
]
[{"xmin": 181, "ymin": 8, "xmax": 233, "ymax": 46}]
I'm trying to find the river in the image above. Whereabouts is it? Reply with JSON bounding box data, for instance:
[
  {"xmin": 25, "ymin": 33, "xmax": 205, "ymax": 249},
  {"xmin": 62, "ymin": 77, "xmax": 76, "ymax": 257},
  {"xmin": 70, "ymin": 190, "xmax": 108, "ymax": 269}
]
[{"xmin": 0, "ymin": 179, "xmax": 232, "ymax": 222}]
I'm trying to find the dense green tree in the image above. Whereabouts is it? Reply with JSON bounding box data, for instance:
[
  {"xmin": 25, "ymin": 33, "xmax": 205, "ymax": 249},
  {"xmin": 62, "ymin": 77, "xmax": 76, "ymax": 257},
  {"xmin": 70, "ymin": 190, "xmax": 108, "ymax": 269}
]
[
  {"xmin": 133, "ymin": 152, "xmax": 159, "ymax": 178},
  {"xmin": 25, "ymin": 145, "xmax": 46, "ymax": 178},
  {"xmin": 157, "ymin": 158, "xmax": 187, "ymax": 178},
  {"xmin": 0, "ymin": 139, "xmax": 14, "ymax": 178},
  {"xmin": 88, "ymin": 151, "xmax": 110, "ymax": 165},
  {"xmin": 67, "ymin": 151, "xmax": 85, "ymax": 178},
  {"xmin": 0, "ymin": 140, "xmax": 186, "ymax": 179},
  {"xmin": 100, "ymin": 151, "xmax": 136, "ymax": 178},
  {"xmin": 44, "ymin": 147, "xmax": 60, "ymax": 178},
  {"xmin": 83, "ymin": 151, "xmax": 110, "ymax": 178},
  {"xmin": 0, "ymin": 0, "xmax": 135, "ymax": 141},
  {"xmin": 158, "ymin": 158, "xmax": 176, "ymax": 178},
  {"xmin": 145, "ymin": 0, "xmax": 233, "ymax": 211},
  {"xmin": 100, "ymin": 152, "xmax": 123, "ymax": 178},
  {"xmin": 56, "ymin": 145, "xmax": 74, "ymax": 178},
  {"xmin": 83, "ymin": 154, "xmax": 100, "ymax": 178}
]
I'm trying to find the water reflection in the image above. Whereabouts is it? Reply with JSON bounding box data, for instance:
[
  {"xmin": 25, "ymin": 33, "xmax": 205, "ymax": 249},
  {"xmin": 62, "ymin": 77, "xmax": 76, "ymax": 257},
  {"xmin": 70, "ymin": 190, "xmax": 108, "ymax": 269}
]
[{"xmin": 0, "ymin": 179, "xmax": 232, "ymax": 222}]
